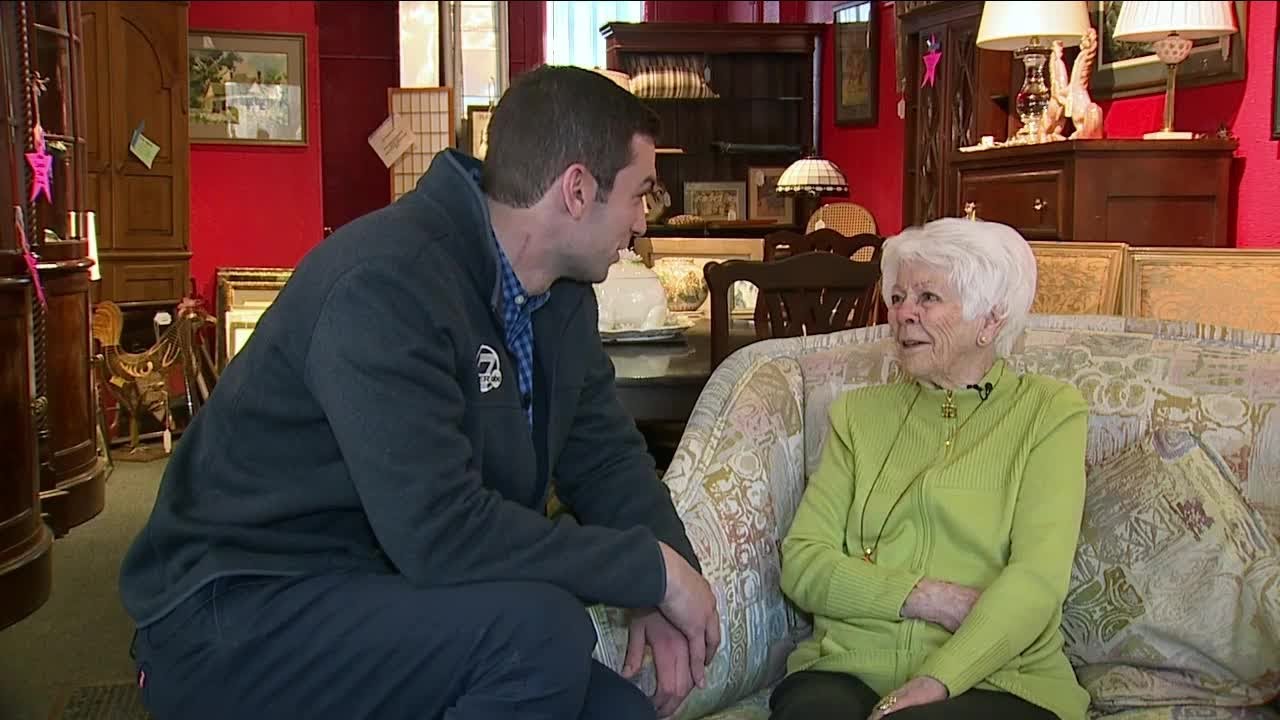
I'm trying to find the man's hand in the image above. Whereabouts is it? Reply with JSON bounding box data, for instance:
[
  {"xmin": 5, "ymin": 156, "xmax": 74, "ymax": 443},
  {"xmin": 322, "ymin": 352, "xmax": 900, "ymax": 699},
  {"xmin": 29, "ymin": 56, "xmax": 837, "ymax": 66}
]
[
  {"xmin": 901, "ymin": 578, "xmax": 981, "ymax": 632},
  {"xmin": 867, "ymin": 675, "xmax": 949, "ymax": 719},
  {"xmin": 656, "ymin": 542, "xmax": 721, "ymax": 688},
  {"xmin": 623, "ymin": 609, "xmax": 696, "ymax": 717}
]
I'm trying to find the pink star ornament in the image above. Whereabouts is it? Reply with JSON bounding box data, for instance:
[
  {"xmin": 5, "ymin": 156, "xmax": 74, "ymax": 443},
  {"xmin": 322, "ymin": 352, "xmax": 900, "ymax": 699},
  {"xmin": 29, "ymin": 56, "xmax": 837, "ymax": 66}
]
[
  {"xmin": 26, "ymin": 127, "xmax": 54, "ymax": 205},
  {"xmin": 921, "ymin": 35, "xmax": 943, "ymax": 88}
]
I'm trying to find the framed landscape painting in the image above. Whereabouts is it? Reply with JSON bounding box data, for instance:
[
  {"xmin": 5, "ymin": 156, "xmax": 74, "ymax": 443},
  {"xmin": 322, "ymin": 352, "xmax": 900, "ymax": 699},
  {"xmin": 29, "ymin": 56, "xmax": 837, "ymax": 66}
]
[{"xmin": 188, "ymin": 31, "xmax": 308, "ymax": 145}]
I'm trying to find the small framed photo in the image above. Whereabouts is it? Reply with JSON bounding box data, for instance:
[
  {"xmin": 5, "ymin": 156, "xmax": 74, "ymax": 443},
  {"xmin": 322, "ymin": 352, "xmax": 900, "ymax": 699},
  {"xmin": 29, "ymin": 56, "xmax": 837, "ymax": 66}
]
[
  {"xmin": 747, "ymin": 166, "xmax": 794, "ymax": 224},
  {"xmin": 683, "ymin": 182, "xmax": 746, "ymax": 222},
  {"xmin": 466, "ymin": 105, "xmax": 493, "ymax": 159},
  {"xmin": 188, "ymin": 30, "xmax": 308, "ymax": 145}
]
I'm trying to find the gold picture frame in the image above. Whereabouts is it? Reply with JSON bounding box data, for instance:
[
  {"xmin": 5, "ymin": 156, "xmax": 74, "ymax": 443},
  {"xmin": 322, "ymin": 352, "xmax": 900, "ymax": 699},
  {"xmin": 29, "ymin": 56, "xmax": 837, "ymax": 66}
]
[
  {"xmin": 215, "ymin": 267, "xmax": 294, "ymax": 369},
  {"xmin": 1027, "ymin": 241, "xmax": 1127, "ymax": 315},
  {"xmin": 1122, "ymin": 247, "xmax": 1280, "ymax": 334},
  {"xmin": 188, "ymin": 30, "xmax": 309, "ymax": 145}
]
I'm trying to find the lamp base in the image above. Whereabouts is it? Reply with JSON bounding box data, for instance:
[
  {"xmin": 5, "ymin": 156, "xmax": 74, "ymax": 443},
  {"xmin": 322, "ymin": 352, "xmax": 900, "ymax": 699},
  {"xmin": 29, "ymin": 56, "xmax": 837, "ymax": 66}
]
[{"xmin": 1141, "ymin": 130, "xmax": 1194, "ymax": 140}]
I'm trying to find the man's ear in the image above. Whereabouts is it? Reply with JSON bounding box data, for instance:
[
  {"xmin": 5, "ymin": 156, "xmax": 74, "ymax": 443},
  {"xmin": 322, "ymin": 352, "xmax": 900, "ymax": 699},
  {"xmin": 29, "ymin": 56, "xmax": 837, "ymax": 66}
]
[{"xmin": 558, "ymin": 164, "xmax": 596, "ymax": 220}]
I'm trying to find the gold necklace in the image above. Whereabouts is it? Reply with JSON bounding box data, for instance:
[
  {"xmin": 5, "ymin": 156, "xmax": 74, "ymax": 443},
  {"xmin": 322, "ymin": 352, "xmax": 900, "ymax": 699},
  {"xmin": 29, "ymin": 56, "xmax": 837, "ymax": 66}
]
[{"xmin": 855, "ymin": 366, "xmax": 1005, "ymax": 563}]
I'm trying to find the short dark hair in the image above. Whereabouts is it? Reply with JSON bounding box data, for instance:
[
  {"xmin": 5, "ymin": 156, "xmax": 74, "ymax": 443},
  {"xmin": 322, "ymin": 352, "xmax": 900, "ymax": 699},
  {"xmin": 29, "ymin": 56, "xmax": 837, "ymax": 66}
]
[{"xmin": 481, "ymin": 65, "xmax": 660, "ymax": 208}]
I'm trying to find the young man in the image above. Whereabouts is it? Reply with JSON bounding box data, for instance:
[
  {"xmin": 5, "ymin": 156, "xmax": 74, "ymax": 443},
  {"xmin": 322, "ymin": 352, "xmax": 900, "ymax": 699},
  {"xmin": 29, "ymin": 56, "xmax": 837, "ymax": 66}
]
[{"xmin": 120, "ymin": 65, "xmax": 719, "ymax": 720}]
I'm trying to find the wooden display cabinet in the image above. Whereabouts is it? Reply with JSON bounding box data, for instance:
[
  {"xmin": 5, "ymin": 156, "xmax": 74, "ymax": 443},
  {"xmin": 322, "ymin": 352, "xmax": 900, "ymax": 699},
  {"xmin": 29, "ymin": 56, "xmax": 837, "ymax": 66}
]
[{"xmin": 601, "ymin": 22, "xmax": 824, "ymax": 238}]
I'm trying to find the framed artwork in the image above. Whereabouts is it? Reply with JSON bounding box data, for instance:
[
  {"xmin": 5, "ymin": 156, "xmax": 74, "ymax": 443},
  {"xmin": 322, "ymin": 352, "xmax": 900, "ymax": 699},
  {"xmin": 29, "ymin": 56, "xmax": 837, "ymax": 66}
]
[
  {"xmin": 1087, "ymin": 1, "xmax": 1247, "ymax": 99},
  {"xmin": 1273, "ymin": 23, "xmax": 1279, "ymax": 140},
  {"xmin": 683, "ymin": 181, "xmax": 746, "ymax": 221},
  {"xmin": 188, "ymin": 31, "xmax": 308, "ymax": 145},
  {"xmin": 834, "ymin": 0, "xmax": 878, "ymax": 126},
  {"xmin": 467, "ymin": 105, "xmax": 493, "ymax": 159},
  {"xmin": 215, "ymin": 267, "xmax": 294, "ymax": 369},
  {"xmin": 633, "ymin": 237, "xmax": 764, "ymax": 316},
  {"xmin": 747, "ymin": 166, "xmax": 794, "ymax": 225}
]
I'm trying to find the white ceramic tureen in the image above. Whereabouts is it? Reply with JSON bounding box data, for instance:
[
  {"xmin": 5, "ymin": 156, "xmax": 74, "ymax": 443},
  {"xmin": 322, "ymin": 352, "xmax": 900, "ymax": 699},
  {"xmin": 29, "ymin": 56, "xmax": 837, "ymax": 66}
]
[{"xmin": 594, "ymin": 249, "xmax": 670, "ymax": 331}]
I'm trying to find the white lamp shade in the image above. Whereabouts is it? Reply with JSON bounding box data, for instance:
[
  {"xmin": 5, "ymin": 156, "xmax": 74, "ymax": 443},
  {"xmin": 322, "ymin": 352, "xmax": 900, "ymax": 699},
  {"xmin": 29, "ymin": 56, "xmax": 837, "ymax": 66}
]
[
  {"xmin": 1113, "ymin": 1, "xmax": 1237, "ymax": 43},
  {"xmin": 775, "ymin": 158, "xmax": 848, "ymax": 196},
  {"xmin": 977, "ymin": 1, "xmax": 1092, "ymax": 51}
]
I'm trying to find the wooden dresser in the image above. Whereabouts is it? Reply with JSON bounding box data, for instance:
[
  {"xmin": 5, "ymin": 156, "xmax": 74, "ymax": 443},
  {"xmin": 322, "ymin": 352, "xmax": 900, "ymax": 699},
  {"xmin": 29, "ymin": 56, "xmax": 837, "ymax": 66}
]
[{"xmin": 949, "ymin": 139, "xmax": 1237, "ymax": 247}]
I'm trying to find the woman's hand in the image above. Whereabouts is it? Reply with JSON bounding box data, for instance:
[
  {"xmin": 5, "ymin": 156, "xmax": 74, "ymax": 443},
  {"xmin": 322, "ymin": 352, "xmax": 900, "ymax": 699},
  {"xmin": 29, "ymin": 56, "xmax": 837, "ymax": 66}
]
[
  {"xmin": 901, "ymin": 578, "xmax": 982, "ymax": 632},
  {"xmin": 867, "ymin": 675, "xmax": 949, "ymax": 719}
]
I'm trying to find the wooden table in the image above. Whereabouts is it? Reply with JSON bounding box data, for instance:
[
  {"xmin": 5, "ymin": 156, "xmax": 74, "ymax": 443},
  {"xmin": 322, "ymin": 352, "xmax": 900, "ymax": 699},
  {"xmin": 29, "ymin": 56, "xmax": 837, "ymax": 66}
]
[{"xmin": 605, "ymin": 318, "xmax": 754, "ymax": 423}]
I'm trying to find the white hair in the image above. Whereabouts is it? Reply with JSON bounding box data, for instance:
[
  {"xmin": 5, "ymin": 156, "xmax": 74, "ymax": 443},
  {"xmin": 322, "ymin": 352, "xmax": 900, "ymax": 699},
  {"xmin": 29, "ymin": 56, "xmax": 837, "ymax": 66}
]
[{"xmin": 880, "ymin": 217, "xmax": 1037, "ymax": 356}]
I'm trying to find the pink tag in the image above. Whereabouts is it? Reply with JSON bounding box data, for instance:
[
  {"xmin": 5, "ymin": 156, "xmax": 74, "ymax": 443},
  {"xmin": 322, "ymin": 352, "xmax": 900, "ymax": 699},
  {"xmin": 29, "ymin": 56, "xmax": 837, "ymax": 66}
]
[{"xmin": 138, "ymin": 669, "xmax": 146, "ymax": 688}]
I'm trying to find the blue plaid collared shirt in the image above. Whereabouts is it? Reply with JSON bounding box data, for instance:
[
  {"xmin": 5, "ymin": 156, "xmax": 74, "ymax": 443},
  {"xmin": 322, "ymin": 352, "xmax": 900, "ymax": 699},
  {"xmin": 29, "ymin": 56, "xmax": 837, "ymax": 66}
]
[{"xmin": 492, "ymin": 237, "xmax": 549, "ymax": 426}]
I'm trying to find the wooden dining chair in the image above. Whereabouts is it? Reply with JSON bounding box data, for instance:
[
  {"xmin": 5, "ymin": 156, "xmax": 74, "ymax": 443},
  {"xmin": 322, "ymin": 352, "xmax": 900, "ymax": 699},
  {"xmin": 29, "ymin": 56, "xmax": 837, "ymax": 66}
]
[
  {"xmin": 763, "ymin": 228, "xmax": 887, "ymax": 324},
  {"xmin": 703, "ymin": 250, "xmax": 884, "ymax": 369},
  {"xmin": 763, "ymin": 228, "xmax": 883, "ymax": 262}
]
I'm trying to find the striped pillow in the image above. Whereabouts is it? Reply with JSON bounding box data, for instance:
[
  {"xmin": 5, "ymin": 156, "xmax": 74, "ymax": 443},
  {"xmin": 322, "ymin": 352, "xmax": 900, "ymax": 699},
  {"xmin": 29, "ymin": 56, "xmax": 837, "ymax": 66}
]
[{"xmin": 625, "ymin": 54, "xmax": 718, "ymax": 99}]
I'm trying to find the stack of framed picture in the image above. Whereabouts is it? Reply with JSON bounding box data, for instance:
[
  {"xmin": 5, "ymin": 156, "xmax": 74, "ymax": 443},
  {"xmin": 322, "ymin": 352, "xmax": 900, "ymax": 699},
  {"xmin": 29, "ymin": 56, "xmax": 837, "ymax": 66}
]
[{"xmin": 681, "ymin": 166, "xmax": 794, "ymax": 226}]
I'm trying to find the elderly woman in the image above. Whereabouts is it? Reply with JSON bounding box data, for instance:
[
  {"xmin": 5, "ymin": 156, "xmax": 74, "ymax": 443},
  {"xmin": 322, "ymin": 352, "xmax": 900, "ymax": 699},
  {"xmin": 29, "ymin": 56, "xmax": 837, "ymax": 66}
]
[{"xmin": 770, "ymin": 218, "xmax": 1090, "ymax": 720}]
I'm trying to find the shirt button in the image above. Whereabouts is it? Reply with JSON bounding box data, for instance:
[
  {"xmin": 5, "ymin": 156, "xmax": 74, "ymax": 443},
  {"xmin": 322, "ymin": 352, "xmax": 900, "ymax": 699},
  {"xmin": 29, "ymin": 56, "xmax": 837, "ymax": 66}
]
[{"xmin": 514, "ymin": 295, "xmax": 526, "ymax": 306}]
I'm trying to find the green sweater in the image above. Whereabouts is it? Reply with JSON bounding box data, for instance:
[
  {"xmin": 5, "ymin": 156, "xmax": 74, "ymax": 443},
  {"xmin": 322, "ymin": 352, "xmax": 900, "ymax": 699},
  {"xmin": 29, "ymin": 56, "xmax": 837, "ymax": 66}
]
[{"xmin": 780, "ymin": 360, "xmax": 1090, "ymax": 720}]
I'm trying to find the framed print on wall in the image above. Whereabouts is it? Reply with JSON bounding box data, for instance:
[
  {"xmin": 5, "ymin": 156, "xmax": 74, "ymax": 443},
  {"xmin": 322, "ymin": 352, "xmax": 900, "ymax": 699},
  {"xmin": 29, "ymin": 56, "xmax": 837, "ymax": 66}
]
[
  {"xmin": 834, "ymin": 0, "xmax": 878, "ymax": 126},
  {"xmin": 188, "ymin": 30, "xmax": 308, "ymax": 145},
  {"xmin": 1087, "ymin": 1, "xmax": 1247, "ymax": 99}
]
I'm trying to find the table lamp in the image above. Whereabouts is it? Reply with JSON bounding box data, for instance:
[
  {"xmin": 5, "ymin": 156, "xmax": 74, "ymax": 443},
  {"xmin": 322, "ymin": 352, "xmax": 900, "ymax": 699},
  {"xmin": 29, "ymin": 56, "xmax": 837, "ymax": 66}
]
[
  {"xmin": 977, "ymin": 1, "xmax": 1092, "ymax": 144},
  {"xmin": 1113, "ymin": 1, "xmax": 1237, "ymax": 139}
]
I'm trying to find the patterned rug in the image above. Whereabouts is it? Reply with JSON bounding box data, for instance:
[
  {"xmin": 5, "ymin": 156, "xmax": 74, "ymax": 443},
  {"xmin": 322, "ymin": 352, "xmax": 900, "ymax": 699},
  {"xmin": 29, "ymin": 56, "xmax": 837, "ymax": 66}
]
[{"xmin": 50, "ymin": 683, "xmax": 149, "ymax": 720}]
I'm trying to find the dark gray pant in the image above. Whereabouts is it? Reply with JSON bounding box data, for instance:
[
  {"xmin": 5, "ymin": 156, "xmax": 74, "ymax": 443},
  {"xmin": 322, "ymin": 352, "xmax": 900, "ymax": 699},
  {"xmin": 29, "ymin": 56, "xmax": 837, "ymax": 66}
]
[
  {"xmin": 131, "ymin": 573, "xmax": 655, "ymax": 720},
  {"xmin": 769, "ymin": 670, "xmax": 1058, "ymax": 720}
]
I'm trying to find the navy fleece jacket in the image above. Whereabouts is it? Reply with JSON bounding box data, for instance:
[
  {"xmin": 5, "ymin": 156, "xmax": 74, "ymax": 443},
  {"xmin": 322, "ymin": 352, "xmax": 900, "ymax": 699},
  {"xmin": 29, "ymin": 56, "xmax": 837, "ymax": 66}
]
[{"xmin": 119, "ymin": 150, "xmax": 700, "ymax": 625}]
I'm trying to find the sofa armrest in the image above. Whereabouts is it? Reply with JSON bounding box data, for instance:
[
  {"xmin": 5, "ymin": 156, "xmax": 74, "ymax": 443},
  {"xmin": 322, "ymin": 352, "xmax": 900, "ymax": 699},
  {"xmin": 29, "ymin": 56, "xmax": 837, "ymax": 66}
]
[{"xmin": 591, "ymin": 356, "xmax": 810, "ymax": 718}]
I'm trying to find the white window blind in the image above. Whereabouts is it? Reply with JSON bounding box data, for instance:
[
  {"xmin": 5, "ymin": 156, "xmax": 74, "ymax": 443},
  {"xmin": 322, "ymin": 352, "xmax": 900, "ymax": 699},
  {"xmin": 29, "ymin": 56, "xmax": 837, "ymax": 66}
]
[{"xmin": 545, "ymin": 1, "xmax": 644, "ymax": 69}]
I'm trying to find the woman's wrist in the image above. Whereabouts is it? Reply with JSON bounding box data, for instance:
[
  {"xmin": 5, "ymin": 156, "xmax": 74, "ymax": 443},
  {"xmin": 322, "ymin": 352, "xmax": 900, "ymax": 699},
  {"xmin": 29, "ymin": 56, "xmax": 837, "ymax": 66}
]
[{"xmin": 901, "ymin": 578, "xmax": 938, "ymax": 623}]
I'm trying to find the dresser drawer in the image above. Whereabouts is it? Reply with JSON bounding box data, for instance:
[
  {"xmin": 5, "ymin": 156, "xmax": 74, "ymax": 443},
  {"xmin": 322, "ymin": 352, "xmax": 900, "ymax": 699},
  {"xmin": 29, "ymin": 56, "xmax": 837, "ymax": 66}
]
[{"xmin": 958, "ymin": 166, "xmax": 1068, "ymax": 240}]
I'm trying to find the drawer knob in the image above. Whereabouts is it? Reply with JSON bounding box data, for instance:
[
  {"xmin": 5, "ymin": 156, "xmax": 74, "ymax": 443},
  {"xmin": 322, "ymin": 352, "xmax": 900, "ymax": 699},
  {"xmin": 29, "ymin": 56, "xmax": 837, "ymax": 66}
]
[{"xmin": 1033, "ymin": 197, "xmax": 1047, "ymax": 212}]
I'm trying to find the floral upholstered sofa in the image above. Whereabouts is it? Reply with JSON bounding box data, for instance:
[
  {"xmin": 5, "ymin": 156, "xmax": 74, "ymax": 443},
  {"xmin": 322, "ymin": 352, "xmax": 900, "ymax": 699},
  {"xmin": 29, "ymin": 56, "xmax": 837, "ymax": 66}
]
[{"xmin": 590, "ymin": 315, "xmax": 1280, "ymax": 720}]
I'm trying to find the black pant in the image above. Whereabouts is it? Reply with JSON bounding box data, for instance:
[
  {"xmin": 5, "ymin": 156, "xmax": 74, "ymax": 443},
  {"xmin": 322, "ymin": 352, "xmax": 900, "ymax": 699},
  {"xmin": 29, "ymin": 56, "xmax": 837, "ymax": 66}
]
[
  {"xmin": 131, "ymin": 573, "xmax": 655, "ymax": 720},
  {"xmin": 770, "ymin": 670, "xmax": 1058, "ymax": 720}
]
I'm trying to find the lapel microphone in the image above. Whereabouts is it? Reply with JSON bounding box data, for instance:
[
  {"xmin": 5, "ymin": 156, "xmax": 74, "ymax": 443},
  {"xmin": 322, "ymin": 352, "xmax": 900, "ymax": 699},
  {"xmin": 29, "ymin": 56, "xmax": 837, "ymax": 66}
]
[{"xmin": 966, "ymin": 382, "xmax": 994, "ymax": 401}]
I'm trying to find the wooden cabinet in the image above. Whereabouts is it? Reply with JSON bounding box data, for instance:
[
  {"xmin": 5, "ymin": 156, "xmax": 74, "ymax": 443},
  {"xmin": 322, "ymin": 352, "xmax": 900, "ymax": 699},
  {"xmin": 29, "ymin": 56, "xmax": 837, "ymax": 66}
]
[
  {"xmin": 602, "ymin": 22, "xmax": 824, "ymax": 238},
  {"xmin": 951, "ymin": 139, "xmax": 1236, "ymax": 247},
  {"xmin": 898, "ymin": 1, "xmax": 1014, "ymax": 227},
  {"xmin": 82, "ymin": 0, "xmax": 189, "ymax": 306}
]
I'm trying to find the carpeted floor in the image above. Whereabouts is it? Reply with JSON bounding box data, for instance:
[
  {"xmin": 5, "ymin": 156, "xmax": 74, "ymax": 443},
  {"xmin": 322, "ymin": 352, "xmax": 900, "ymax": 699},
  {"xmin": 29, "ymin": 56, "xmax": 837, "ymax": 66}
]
[{"xmin": 0, "ymin": 456, "xmax": 165, "ymax": 720}]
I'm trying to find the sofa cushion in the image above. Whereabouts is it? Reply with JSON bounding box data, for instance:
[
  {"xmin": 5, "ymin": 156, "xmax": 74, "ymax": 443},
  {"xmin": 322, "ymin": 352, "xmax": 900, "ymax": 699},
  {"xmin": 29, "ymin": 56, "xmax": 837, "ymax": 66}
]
[
  {"xmin": 591, "ymin": 356, "xmax": 809, "ymax": 718},
  {"xmin": 1062, "ymin": 428, "xmax": 1280, "ymax": 712}
]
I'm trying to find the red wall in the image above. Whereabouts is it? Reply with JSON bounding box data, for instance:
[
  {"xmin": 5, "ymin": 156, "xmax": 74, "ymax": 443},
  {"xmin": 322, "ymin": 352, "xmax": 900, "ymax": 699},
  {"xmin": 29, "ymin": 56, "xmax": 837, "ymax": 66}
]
[
  {"xmin": 188, "ymin": 1, "xmax": 325, "ymax": 299},
  {"xmin": 509, "ymin": 1, "xmax": 547, "ymax": 78},
  {"xmin": 316, "ymin": 1, "xmax": 398, "ymax": 235},
  {"xmin": 814, "ymin": 1, "xmax": 1279, "ymax": 248}
]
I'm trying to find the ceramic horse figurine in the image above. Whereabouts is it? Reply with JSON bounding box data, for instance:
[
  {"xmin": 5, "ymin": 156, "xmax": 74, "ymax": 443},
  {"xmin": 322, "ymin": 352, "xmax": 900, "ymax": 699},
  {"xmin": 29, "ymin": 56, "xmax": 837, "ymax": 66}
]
[{"xmin": 1067, "ymin": 28, "xmax": 1105, "ymax": 139}]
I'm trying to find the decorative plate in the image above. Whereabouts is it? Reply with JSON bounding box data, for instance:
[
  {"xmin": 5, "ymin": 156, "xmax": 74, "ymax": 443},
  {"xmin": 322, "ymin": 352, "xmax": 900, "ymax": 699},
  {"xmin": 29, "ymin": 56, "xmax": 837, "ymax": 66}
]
[{"xmin": 600, "ymin": 317, "xmax": 694, "ymax": 344}]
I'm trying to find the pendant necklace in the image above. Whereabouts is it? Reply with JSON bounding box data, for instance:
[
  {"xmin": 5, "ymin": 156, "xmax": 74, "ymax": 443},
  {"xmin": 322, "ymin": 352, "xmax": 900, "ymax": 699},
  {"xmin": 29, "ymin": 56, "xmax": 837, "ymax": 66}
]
[{"xmin": 856, "ymin": 364, "xmax": 1006, "ymax": 563}]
